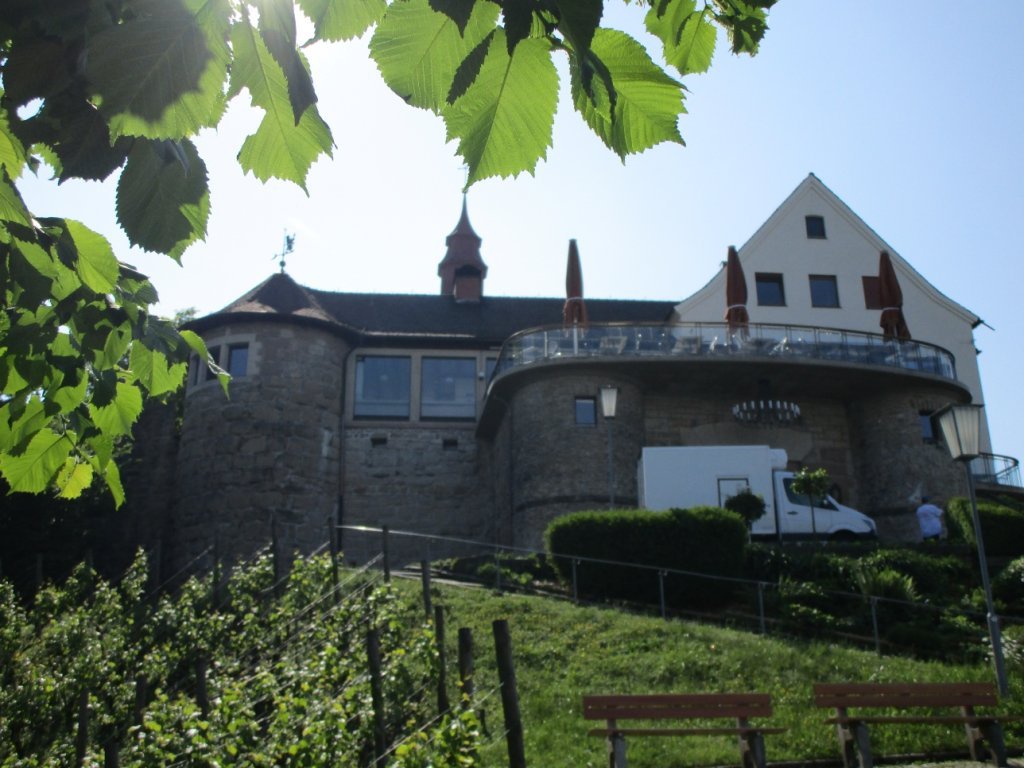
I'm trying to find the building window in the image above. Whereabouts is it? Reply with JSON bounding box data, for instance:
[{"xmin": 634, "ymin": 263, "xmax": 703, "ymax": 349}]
[
  {"xmin": 355, "ymin": 356, "xmax": 411, "ymax": 418},
  {"xmin": 227, "ymin": 343, "xmax": 249, "ymax": 377},
  {"xmin": 755, "ymin": 273, "xmax": 786, "ymax": 306},
  {"xmin": 809, "ymin": 275, "xmax": 840, "ymax": 308},
  {"xmin": 919, "ymin": 411, "xmax": 937, "ymax": 442},
  {"xmin": 421, "ymin": 357, "xmax": 476, "ymax": 420},
  {"xmin": 805, "ymin": 215, "xmax": 826, "ymax": 239},
  {"xmin": 484, "ymin": 356, "xmax": 498, "ymax": 382},
  {"xmin": 575, "ymin": 397, "xmax": 596, "ymax": 426},
  {"xmin": 204, "ymin": 345, "xmax": 221, "ymax": 381},
  {"xmin": 862, "ymin": 276, "xmax": 882, "ymax": 309}
]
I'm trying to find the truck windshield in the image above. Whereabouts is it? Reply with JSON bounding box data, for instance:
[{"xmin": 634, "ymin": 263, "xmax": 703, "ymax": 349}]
[{"xmin": 782, "ymin": 478, "xmax": 837, "ymax": 510}]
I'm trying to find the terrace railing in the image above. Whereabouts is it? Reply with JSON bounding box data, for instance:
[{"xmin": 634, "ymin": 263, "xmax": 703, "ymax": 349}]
[
  {"xmin": 970, "ymin": 453, "xmax": 1022, "ymax": 489},
  {"xmin": 493, "ymin": 321, "xmax": 957, "ymax": 382}
]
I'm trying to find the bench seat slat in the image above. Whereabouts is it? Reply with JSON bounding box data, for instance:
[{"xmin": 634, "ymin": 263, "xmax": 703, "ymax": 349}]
[
  {"xmin": 585, "ymin": 705, "xmax": 771, "ymax": 720},
  {"xmin": 587, "ymin": 727, "xmax": 786, "ymax": 737},
  {"xmin": 825, "ymin": 715, "xmax": 999, "ymax": 726}
]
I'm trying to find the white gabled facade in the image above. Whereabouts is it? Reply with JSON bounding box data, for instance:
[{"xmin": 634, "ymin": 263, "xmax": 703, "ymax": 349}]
[{"xmin": 673, "ymin": 174, "xmax": 990, "ymax": 450}]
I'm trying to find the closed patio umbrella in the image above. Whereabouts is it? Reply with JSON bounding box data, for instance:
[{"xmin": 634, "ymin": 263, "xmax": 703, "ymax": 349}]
[
  {"xmin": 563, "ymin": 239, "xmax": 587, "ymax": 354},
  {"xmin": 724, "ymin": 246, "xmax": 749, "ymax": 337},
  {"xmin": 878, "ymin": 250, "xmax": 911, "ymax": 340},
  {"xmin": 563, "ymin": 239, "xmax": 588, "ymax": 327}
]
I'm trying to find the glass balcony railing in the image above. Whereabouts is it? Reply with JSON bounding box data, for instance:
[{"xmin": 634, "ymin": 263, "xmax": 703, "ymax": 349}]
[
  {"xmin": 493, "ymin": 321, "xmax": 957, "ymax": 381},
  {"xmin": 970, "ymin": 453, "xmax": 1022, "ymax": 488}
]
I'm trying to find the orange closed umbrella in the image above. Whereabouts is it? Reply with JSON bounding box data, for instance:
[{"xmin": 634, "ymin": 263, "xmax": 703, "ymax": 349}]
[
  {"xmin": 878, "ymin": 250, "xmax": 911, "ymax": 340},
  {"xmin": 724, "ymin": 246, "xmax": 749, "ymax": 336},
  {"xmin": 563, "ymin": 239, "xmax": 588, "ymax": 329}
]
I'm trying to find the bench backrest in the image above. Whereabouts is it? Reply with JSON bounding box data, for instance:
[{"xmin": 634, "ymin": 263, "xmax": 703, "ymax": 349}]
[
  {"xmin": 583, "ymin": 693, "xmax": 773, "ymax": 722},
  {"xmin": 813, "ymin": 682, "xmax": 998, "ymax": 711}
]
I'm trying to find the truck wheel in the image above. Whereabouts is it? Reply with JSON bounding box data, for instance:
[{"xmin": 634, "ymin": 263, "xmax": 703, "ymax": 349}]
[{"xmin": 831, "ymin": 531, "xmax": 857, "ymax": 542}]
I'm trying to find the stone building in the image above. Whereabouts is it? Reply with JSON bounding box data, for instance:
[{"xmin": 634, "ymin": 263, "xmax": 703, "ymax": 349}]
[{"xmin": 133, "ymin": 175, "xmax": 1021, "ymax": 572}]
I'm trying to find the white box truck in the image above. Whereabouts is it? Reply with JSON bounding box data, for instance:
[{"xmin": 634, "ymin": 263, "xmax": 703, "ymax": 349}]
[{"xmin": 637, "ymin": 445, "xmax": 876, "ymax": 540}]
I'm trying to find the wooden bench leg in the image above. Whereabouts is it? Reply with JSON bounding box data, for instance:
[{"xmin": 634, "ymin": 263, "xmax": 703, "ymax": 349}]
[
  {"xmin": 739, "ymin": 731, "xmax": 766, "ymax": 768},
  {"xmin": 836, "ymin": 722, "xmax": 873, "ymax": 768},
  {"xmin": 606, "ymin": 733, "xmax": 627, "ymax": 768},
  {"xmin": 975, "ymin": 721, "xmax": 1009, "ymax": 767}
]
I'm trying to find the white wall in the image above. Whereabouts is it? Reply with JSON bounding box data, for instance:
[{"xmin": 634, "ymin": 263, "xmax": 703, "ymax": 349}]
[{"xmin": 673, "ymin": 175, "xmax": 990, "ymax": 450}]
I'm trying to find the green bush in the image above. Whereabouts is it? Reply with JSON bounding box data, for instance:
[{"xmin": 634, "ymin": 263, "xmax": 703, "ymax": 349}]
[
  {"xmin": 723, "ymin": 489, "xmax": 766, "ymax": 525},
  {"xmin": 545, "ymin": 506, "xmax": 747, "ymax": 609},
  {"xmin": 856, "ymin": 548, "xmax": 970, "ymax": 602},
  {"xmin": 993, "ymin": 556, "xmax": 1024, "ymax": 615},
  {"xmin": 946, "ymin": 498, "xmax": 1024, "ymax": 557}
]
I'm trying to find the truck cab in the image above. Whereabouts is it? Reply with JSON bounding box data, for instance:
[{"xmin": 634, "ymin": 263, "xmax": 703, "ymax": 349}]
[{"xmin": 755, "ymin": 472, "xmax": 876, "ymax": 540}]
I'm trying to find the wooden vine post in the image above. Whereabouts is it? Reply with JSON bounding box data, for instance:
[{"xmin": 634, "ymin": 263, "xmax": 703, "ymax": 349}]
[{"xmin": 493, "ymin": 619, "xmax": 526, "ymax": 768}]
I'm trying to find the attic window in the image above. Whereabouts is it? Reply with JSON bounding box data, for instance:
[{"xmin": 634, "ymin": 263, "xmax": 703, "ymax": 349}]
[
  {"xmin": 355, "ymin": 356, "xmax": 411, "ymax": 419},
  {"xmin": 805, "ymin": 215, "xmax": 826, "ymax": 239}
]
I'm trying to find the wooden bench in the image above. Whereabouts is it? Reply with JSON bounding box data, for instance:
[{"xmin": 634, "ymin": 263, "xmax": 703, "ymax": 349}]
[
  {"xmin": 583, "ymin": 692, "xmax": 784, "ymax": 768},
  {"xmin": 813, "ymin": 682, "xmax": 1020, "ymax": 768}
]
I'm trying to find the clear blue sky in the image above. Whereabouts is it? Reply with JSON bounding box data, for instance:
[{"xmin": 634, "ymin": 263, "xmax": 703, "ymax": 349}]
[{"xmin": 18, "ymin": 1, "xmax": 1024, "ymax": 469}]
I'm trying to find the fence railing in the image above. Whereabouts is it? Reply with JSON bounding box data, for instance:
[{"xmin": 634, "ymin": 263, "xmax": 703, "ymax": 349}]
[
  {"xmin": 971, "ymin": 452, "xmax": 1023, "ymax": 489},
  {"xmin": 492, "ymin": 321, "xmax": 958, "ymax": 382},
  {"xmin": 341, "ymin": 524, "xmax": 1022, "ymax": 663}
]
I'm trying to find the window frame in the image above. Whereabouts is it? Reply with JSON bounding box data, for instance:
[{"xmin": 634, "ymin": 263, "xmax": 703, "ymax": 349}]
[
  {"xmin": 809, "ymin": 274, "xmax": 840, "ymax": 308},
  {"xmin": 420, "ymin": 356, "xmax": 477, "ymax": 421},
  {"xmin": 805, "ymin": 215, "xmax": 827, "ymax": 239},
  {"xmin": 575, "ymin": 396, "xmax": 597, "ymax": 426},
  {"xmin": 354, "ymin": 354, "xmax": 413, "ymax": 420},
  {"xmin": 755, "ymin": 273, "xmax": 787, "ymax": 307}
]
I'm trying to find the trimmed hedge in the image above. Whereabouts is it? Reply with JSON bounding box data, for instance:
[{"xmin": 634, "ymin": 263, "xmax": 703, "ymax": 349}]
[
  {"xmin": 544, "ymin": 506, "xmax": 747, "ymax": 609},
  {"xmin": 946, "ymin": 497, "xmax": 1024, "ymax": 558}
]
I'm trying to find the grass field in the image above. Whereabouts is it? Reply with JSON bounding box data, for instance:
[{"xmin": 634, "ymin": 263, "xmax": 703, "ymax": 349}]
[{"xmin": 411, "ymin": 579, "xmax": 1023, "ymax": 767}]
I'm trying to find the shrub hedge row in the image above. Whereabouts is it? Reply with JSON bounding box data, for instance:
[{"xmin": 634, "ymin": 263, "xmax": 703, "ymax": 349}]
[
  {"xmin": 544, "ymin": 506, "xmax": 747, "ymax": 609},
  {"xmin": 946, "ymin": 497, "xmax": 1024, "ymax": 557}
]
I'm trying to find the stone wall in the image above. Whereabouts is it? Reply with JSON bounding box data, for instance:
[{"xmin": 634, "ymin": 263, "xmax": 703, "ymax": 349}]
[
  {"xmin": 848, "ymin": 386, "xmax": 967, "ymax": 521},
  {"xmin": 341, "ymin": 424, "xmax": 493, "ymax": 566},
  {"xmin": 170, "ymin": 320, "xmax": 349, "ymax": 574},
  {"xmin": 488, "ymin": 372, "xmax": 644, "ymax": 549},
  {"xmin": 644, "ymin": 392, "xmax": 858, "ymax": 505}
]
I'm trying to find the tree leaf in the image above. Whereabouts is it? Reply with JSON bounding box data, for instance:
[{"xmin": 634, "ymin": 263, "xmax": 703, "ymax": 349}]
[
  {"xmin": 647, "ymin": 0, "xmax": 717, "ymax": 76},
  {"xmin": 502, "ymin": 0, "xmax": 534, "ymax": 57},
  {"xmin": 257, "ymin": 0, "xmax": 318, "ymax": 124},
  {"xmin": 712, "ymin": 0, "xmax": 773, "ymax": 55},
  {"xmin": 0, "ymin": 174, "xmax": 32, "ymax": 227},
  {"xmin": 444, "ymin": 32, "xmax": 558, "ymax": 185},
  {"xmin": 89, "ymin": 381, "xmax": 143, "ymax": 438},
  {"xmin": 131, "ymin": 343, "xmax": 188, "ymax": 398},
  {"xmin": 97, "ymin": 454, "xmax": 125, "ymax": 508},
  {"xmin": 116, "ymin": 138, "xmax": 210, "ymax": 258},
  {"xmin": 0, "ymin": 105, "xmax": 28, "ymax": 179},
  {"xmin": 428, "ymin": 0, "xmax": 477, "ymax": 35},
  {"xmin": 571, "ymin": 28, "xmax": 685, "ymax": 159},
  {"xmin": 554, "ymin": 0, "xmax": 603, "ymax": 59},
  {"xmin": 298, "ymin": 0, "xmax": 387, "ymax": 42},
  {"xmin": 370, "ymin": 0, "xmax": 500, "ymax": 113},
  {"xmin": 232, "ymin": 19, "xmax": 334, "ymax": 190},
  {"xmin": 87, "ymin": 0, "xmax": 228, "ymax": 140},
  {"xmin": 55, "ymin": 458, "xmax": 94, "ymax": 500},
  {"xmin": 0, "ymin": 428, "xmax": 70, "ymax": 495},
  {"xmin": 63, "ymin": 219, "xmax": 120, "ymax": 293}
]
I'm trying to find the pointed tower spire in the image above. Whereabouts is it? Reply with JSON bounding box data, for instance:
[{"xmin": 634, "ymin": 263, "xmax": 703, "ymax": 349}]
[{"xmin": 438, "ymin": 196, "xmax": 488, "ymax": 302}]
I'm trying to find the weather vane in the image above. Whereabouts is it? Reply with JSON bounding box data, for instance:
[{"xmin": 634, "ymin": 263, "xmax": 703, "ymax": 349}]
[{"xmin": 274, "ymin": 231, "xmax": 296, "ymax": 273}]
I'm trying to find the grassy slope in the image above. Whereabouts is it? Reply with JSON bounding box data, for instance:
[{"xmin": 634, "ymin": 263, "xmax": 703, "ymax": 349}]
[{"xmin": 417, "ymin": 582, "xmax": 1020, "ymax": 768}]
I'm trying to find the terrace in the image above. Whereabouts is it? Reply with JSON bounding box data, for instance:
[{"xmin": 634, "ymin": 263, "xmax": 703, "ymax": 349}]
[{"xmin": 492, "ymin": 321, "xmax": 957, "ymax": 380}]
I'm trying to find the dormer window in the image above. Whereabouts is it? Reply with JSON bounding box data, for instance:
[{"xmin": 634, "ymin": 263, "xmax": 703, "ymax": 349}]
[{"xmin": 805, "ymin": 215, "xmax": 826, "ymax": 239}]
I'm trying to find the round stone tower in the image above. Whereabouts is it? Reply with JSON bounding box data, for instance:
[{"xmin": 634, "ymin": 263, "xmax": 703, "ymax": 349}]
[{"xmin": 170, "ymin": 273, "xmax": 351, "ymax": 574}]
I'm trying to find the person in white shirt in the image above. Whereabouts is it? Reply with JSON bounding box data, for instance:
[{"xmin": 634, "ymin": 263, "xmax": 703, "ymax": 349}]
[{"xmin": 916, "ymin": 496, "xmax": 944, "ymax": 541}]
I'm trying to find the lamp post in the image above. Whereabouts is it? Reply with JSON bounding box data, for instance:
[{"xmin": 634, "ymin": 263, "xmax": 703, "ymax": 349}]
[
  {"xmin": 600, "ymin": 386, "xmax": 618, "ymax": 509},
  {"xmin": 935, "ymin": 403, "xmax": 1009, "ymax": 696}
]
